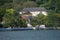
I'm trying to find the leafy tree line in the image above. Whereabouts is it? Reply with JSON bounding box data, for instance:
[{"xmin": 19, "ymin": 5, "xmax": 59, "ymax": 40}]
[
  {"xmin": 31, "ymin": 13, "xmax": 60, "ymax": 27},
  {"xmin": 0, "ymin": 0, "xmax": 60, "ymax": 28}
]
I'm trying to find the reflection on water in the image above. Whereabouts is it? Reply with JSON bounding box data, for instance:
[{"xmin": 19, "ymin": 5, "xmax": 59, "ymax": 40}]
[{"xmin": 0, "ymin": 30, "xmax": 60, "ymax": 40}]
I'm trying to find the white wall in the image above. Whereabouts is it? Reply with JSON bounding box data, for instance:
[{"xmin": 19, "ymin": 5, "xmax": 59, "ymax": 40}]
[
  {"xmin": 30, "ymin": 11, "xmax": 47, "ymax": 16},
  {"xmin": 19, "ymin": 11, "xmax": 47, "ymax": 16},
  {"xmin": 30, "ymin": 11, "xmax": 40, "ymax": 16},
  {"xmin": 42, "ymin": 11, "xmax": 47, "ymax": 16}
]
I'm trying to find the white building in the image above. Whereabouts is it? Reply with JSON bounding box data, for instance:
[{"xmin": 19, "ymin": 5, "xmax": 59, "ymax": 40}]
[
  {"xmin": 19, "ymin": 7, "xmax": 47, "ymax": 17},
  {"xmin": 19, "ymin": 7, "xmax": 48, "ymax": 28}
]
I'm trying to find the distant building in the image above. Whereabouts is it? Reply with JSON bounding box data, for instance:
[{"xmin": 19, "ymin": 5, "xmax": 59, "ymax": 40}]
[
  {"xmin": 19, "ymin": 7, "xmax": 48, "ymax": 24},
  {"xmin": 19, "ymin": 7, "xmax": 47, "ymax": 17}
]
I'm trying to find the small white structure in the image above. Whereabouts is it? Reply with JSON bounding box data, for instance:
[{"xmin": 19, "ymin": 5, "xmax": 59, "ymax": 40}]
[
  {"xmin": 42, "ymin": 11, "xmax": 47, "ymax": 16},
  {"xmin": 39, "ymin": 25, "xmax": 46, "ymax": 29},
  {"xmin": 27, "ymin": 23, "xmax": 36, "ymax": 30},
  {"xmin": 19, "ymin": 12, "xmax": 22, "ymax": 14},
  {"xmin": 27, "ymin": 23, "xmax": 33, "ymax": 28}
]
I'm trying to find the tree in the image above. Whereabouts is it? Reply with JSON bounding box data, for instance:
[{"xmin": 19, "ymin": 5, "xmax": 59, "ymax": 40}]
[
  {"xmin": 46, "ymin": 12, "xmax": 60, "ymax": 27},
  {"xmin": 0, "ymin": 0, "xmax": 13, "ymax": 27},
  {"xmin": 2, "ymin": 8, "xmax": 27, "ymax": 28},
  {"xmin": 31, "ymin": 13, "xmax": 47, "ymax": 26},
  {"xmin": 0, "ymin": 8, "xmax": 5, "ymax": 28},
  {"xmin": 40, "ymin": 0, "xmax": 60, "ymax": 13},
  {"xmin": 23, "ymin": 1, "xmax": 38, "ymax": 8},
  {"xmin": 2, "ymin": 9, "xmax": 18, "ymax": 27}
]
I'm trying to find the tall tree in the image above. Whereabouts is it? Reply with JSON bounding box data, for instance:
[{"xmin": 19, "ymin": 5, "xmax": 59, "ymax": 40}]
[{"xmin": 23, "ymin": 1, "xmax": 38, "ymax": 8}]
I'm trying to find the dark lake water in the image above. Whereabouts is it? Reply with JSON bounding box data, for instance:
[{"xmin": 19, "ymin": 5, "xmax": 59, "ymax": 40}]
[{"xmin": 0, "ymin": 30, "xmax": 60, "ymax": 40}]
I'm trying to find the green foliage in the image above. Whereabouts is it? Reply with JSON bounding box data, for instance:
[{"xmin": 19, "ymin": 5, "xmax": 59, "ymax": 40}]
[
  {"xmin": 46, "ymin": 12, "xmax": 60, "ymax": 27},
  {"xmin": 0, "ymin": 0, "xmax": 60, "ymax": 27},
  {"xmin": 22, "ymin": 1, "xmax": 38, "ymax": 8},
  {"xmin": 31, "ymin": 14, "xmax": 47, "ymax": 26},
  {"xmin": 31, "ymin": 12, "xmax": 60, "ymax": 27},
  {"xmin": 2, "ymin": 8, "xmax": 27, "ymax": 28},
  {"xmin": 13, "ymin": 0, "xmax": 60, "ymax": 13}
]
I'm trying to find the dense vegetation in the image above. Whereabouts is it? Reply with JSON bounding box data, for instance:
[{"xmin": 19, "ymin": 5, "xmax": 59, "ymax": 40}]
[{"xmin": 0, "ymin": 0, "xmax": 60, "ymax": 28}]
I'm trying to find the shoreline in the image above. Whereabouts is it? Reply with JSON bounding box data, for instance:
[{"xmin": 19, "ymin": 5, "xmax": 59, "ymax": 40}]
[{"xmin": 0, "ymin": 27, "xmax": 60, "ymax": 31}]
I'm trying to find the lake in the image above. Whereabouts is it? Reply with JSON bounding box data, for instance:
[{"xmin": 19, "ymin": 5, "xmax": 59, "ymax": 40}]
[{"xmin": 0, "ymin": 30, "xmax": 60, "ymax": 40}]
